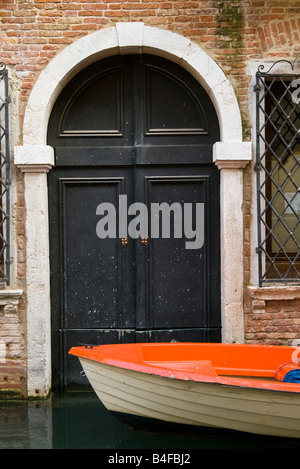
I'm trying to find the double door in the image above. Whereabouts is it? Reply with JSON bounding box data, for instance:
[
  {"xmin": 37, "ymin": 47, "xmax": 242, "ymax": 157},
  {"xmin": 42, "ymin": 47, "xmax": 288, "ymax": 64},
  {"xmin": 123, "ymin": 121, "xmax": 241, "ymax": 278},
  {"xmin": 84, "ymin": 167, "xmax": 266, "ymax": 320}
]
[{"xmin": 47, "ymin": 55, "xmax": 221, "ymax": 389}]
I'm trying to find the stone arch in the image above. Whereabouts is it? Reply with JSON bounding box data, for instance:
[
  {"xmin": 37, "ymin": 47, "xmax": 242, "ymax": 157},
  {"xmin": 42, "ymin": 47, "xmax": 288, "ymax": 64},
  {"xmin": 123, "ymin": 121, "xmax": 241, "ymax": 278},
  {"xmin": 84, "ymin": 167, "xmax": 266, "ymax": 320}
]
[{"xmin": 22, "ymin": 22, "xmax": 243, "ymax": 145}]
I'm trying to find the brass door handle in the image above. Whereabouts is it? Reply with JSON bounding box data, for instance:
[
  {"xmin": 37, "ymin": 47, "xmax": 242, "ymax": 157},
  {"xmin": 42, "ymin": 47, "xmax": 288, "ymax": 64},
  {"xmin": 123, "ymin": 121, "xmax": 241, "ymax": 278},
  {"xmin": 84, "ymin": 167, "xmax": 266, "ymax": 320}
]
[
  {"xmin": 121, "ymin": 237, "xmax": 129, "ymax": 246},
  {"xmin": 121, "ymin": 237, "xmax": 148, "ymax": 245}
]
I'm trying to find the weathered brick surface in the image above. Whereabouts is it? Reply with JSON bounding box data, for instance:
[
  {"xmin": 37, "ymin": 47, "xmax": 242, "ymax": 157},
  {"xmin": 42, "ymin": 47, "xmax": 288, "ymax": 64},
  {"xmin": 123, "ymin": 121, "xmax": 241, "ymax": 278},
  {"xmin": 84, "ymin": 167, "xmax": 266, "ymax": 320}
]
[
  {"xmin": 0, "ymin": 304, "xmax": 26, "ymax": 398},
  {"xmin": 245, "ymin": 302, "xmax": 300, "ymax": 346},
  {"xmin": 0, "ymin": 0, "xmax": 300, "ymax": 395},
  {"xmin": 246, "ymin": 288, "xmax": 300, "ymax": 345}
]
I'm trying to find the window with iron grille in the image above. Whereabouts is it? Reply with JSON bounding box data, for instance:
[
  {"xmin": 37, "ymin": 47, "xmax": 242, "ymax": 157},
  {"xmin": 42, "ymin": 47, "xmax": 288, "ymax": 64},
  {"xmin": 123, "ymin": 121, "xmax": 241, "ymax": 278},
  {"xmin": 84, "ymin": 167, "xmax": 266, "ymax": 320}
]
[
  {"xmin": 0, "ymin": 63, "xmax": 10, "ymax": 285},
  {"xmin": 255, "ymin": 59, "xmax": 300, "ymax": 286}
]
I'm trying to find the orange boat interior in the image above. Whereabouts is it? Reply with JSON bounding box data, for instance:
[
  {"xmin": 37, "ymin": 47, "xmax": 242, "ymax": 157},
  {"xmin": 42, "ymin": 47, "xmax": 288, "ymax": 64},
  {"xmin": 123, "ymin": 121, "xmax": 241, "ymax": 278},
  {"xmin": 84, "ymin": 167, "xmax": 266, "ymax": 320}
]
[{"xmin": 69, "ymin": 342, "xmax": 300, "ymax": 384}]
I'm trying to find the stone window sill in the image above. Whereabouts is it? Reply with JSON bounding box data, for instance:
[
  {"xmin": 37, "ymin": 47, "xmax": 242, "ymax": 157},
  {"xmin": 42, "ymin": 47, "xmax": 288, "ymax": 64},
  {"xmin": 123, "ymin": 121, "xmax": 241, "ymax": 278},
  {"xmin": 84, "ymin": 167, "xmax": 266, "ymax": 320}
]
[
  {"xmin": 248, "ymin": 285, "xmax": 300, "ymax": 301},
  {"xmin": 0, "ymin": 289, "xmax": 23, "ymax": 306}
]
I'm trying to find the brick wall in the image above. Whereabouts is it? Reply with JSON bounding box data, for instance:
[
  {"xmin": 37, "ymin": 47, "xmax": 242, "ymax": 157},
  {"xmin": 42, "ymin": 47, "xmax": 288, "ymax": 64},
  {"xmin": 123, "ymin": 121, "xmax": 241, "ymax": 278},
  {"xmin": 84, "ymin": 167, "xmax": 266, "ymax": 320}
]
[
  {"xmin": 246, "ymin": 287, "xmax": 300, "ymax": 346},
  {"xmin": 0, "ymin": 300, "xmax": 26, "ymax": 398},
  {"xmin": 0, "ymin": 0, "xmax": 300, "ymax": 396}
]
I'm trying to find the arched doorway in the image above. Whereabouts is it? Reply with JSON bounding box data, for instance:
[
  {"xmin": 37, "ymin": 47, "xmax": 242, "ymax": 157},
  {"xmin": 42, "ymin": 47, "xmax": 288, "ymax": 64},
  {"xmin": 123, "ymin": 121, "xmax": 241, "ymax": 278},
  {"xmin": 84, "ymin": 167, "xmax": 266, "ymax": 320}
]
[
  {"xmin": 47, "ymin": 54, "xmax": 221, "ymax": 389},
  {"xmin": 15, "ymin": 23, "xmax": 251, "ymax": 397}
]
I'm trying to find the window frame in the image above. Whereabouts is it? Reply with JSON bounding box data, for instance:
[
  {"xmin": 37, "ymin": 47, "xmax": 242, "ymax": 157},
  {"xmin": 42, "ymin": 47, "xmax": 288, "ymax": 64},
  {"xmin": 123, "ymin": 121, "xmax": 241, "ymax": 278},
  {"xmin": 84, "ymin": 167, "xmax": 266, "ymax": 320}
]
[
  {"xmin": 255, "ymin": 59, "xmax": 300, "ymax": 286},
  {"xmin": 0, "ymin": 63, "xmax": 10, "ymax": 286}
]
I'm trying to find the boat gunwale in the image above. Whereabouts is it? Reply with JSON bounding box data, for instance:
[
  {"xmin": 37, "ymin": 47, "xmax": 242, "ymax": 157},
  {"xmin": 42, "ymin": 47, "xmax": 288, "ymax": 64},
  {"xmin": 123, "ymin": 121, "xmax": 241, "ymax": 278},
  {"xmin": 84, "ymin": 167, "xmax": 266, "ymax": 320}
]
[{"xmin": 69, "ymin": 343, "xmax": 300, "ymax": 394}]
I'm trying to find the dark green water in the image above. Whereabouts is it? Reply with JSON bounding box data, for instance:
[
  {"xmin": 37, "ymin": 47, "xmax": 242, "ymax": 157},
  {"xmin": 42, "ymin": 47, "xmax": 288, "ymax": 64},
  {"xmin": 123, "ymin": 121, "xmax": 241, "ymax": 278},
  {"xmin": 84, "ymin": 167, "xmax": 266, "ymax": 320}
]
[{"xmin": 0, "ymin": 392, "xmax": 300, "ymax": 450}]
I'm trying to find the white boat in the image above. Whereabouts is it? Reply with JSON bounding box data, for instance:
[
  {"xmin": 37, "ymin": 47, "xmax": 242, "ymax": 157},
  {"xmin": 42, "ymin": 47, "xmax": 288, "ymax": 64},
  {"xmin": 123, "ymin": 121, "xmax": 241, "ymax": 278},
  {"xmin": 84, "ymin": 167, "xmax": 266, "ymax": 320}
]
[{"xmin": 69, "ymin": 342, "xmax": 300, "ymax": 439}]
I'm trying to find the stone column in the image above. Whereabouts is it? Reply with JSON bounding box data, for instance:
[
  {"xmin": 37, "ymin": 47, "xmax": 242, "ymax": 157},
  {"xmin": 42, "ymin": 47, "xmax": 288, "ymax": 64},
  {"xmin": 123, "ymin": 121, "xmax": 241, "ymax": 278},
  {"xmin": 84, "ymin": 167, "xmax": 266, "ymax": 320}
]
[
  {"xmin": 14, "ymin": 145, "xmax": 54, "ymax": 397},
  {"xmin": 213, "ymin": 142, "xmax": 252, "ymax": 343}
]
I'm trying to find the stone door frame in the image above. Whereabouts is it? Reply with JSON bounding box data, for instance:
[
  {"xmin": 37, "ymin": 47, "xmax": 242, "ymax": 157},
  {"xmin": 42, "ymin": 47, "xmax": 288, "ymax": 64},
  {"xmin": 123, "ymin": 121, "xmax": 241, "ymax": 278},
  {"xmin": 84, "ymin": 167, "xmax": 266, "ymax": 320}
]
[{"xmin": 14, "ymin": 23, "xmax": 252, "ymax": 397}]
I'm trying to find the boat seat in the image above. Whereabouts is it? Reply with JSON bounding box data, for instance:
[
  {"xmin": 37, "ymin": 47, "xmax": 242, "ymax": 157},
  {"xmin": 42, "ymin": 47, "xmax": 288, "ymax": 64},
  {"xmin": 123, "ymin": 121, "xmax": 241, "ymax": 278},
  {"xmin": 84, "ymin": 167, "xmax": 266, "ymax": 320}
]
[
  {"xmin": 145, "ymin": 360, "xmax": 218, "ymax": 377},
  {"xmin": 192, "ymin": 360, "xmax": 218, "ymax": 377}
]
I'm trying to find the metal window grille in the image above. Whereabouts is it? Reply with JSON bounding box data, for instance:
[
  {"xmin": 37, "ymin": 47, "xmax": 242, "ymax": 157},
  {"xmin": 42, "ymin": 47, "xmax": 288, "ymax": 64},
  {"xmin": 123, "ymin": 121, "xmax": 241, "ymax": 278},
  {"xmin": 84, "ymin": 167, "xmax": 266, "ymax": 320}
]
[
  {"xmin": 255, "ymin": 58, "xmax": 300, "ymax": 286},
  {"xmin": 0, "ymin": 63, "xmax": 10, "ymax": 285}
]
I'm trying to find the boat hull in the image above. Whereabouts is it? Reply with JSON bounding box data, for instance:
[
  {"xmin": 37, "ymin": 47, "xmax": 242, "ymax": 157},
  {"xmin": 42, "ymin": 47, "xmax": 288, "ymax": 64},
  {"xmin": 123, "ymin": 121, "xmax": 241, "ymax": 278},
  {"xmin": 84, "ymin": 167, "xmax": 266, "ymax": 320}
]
[{"xmin": 78, "ymin": 356, "xmax": 300, "ymax": 439}]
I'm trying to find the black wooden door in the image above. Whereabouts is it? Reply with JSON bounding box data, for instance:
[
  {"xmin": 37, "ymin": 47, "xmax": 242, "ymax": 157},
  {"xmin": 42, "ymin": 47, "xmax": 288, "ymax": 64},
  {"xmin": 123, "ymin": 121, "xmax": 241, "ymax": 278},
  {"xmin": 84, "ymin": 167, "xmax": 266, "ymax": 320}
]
[{"xmin": 48, "ymin": 55, "xmax": 221, "ymax": 389}]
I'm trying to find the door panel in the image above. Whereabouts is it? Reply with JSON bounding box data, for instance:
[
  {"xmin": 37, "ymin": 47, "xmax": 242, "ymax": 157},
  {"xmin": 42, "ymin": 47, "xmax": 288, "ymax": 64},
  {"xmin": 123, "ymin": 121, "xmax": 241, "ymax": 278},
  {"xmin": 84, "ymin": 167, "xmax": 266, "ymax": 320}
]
[
  {"xmin": 48, "ymin": 167, "xmax": 136, "ymax": 389},
  {"xmin": 63, "ymin": 179, "xmax": 134, "ymax": 329},
  {"xmin": 60, "ymin": 67, "xmax": 125, "ymax": 136},
  {"xmin": 134, "ymin": 55, "xmax": 219, "ymax": 166},
  {"xmin": 48, "ymin": 55, "xmax": 135, "ymax": 166},
  {"xmin": 144, "ymin": 66, "xmax": 208, "ymax": 134},
  {"xmin": 135, "ymin": 165, "xmax": 220, "ymax": 339}
]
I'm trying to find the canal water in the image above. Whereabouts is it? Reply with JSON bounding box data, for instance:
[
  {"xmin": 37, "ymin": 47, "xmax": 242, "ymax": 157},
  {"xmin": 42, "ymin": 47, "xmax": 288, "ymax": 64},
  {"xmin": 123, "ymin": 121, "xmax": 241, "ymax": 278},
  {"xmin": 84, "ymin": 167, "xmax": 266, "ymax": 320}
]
[{"xmin": 0, "ymin": 391, "xmax": 300, "ymax": 450}]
